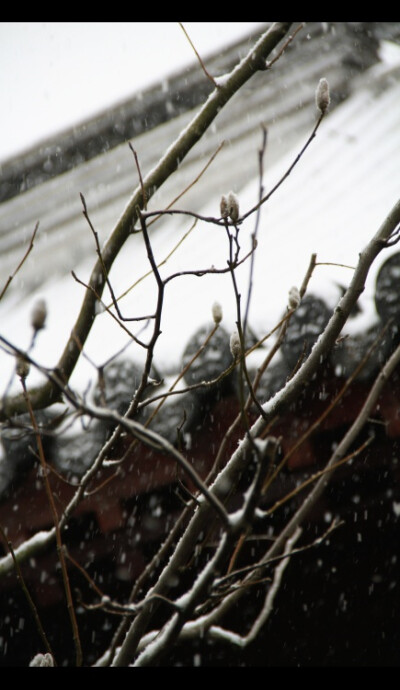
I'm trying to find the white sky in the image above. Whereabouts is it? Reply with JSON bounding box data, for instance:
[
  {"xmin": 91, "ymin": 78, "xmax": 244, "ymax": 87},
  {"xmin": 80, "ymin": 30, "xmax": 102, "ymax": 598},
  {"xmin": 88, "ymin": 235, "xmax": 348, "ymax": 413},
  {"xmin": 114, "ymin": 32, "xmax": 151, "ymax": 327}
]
[{"xmin": 0, "ymin": 21, "xmax": 264, "ymax": 162}]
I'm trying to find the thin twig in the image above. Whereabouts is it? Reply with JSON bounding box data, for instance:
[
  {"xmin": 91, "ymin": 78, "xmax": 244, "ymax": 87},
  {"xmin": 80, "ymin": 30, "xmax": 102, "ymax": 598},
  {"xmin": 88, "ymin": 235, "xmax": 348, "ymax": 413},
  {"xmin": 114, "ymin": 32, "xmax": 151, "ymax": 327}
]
[
  {"xmin": 129, "ymin": 145, "xmax": 147, "ymax": 209},
  {"xmin": 0, "ymin": 523, "xmax": 55, "ymax": 662},
  {"xmin": 137, "ymin": 357, "xmax": 236, "ymax": 411},
  {"xmin": 163, "ymin": 244, "xmax": 256, "ymax": 285},
  {"xmin": 141, "ymin": 323, "xmax": 219, "ymax": 428},
  {"xmin": 79, "ymin": 194, "xmax": 153, "ymax": 332},
  {"xmin": 147, "ymin": 141, "xmax": 225, "ymax": 228},
  {"xmin": 179, "ymin": 22, "xmax": 218, "ymax": 88},
  {"xmin": 266, "ymin": 437, "xmax": 373, "ymax": 517},
  {"xmin": 71, "ymin": 270, "xmax": 150, "ymax": 343},
  {"xmin": 240, "ymin": 111, "xmax": 325, "ymax": 222},
  {"xmin": 243, "ymin": 125, "xmax": 268, "ymax": 339},
  {"xmin": 0, "ymin": 221, "xmax": 39, "ymax": 301},
  {"xmin": 107, "ymin": 220, "xmax": 197, "ymax": 308},
  {"xmin": 266, "ymin": 22, "xmax": 304, "ymax": 68}
]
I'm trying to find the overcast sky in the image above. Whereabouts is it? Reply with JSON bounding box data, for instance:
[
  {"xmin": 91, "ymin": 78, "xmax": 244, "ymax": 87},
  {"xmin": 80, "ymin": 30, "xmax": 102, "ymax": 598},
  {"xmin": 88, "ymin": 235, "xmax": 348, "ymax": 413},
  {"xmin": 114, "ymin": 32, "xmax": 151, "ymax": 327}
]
[{"xmin": 0, "ymin": 22, "xmax": 264, "ymax": 162}]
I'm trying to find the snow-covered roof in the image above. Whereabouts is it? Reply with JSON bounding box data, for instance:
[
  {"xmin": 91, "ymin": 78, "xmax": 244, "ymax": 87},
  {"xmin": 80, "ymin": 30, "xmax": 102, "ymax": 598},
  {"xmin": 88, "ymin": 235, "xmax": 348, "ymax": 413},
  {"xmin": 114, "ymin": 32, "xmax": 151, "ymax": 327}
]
[{"xmin": 0, "ymin": 22, "xmax": 399, "ymax": 398}]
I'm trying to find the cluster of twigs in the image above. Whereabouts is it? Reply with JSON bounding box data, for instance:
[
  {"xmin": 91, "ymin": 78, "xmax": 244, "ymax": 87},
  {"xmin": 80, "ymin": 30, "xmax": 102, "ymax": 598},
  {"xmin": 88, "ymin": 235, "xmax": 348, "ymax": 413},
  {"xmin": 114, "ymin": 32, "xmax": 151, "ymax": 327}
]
[{"xmin": 1, "ymin": 22, "xmax": 400, "ymax": 667}]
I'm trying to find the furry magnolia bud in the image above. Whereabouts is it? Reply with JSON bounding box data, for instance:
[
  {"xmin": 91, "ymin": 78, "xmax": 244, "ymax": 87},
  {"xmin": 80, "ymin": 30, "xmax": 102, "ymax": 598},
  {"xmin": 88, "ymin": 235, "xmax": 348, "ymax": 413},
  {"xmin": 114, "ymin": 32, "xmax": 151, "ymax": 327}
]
[
  {"xmin": 15, "ymin": 353, "xmax": 30, "ymax": 379},
  {"xmin": 316, "ymin": 78, "xmax": 330, "ymax": 114},
  {"xmin": 29, "ymin": 652, "xmax": 55, "ymax": 667},
  {"xmin": 31, "ymin": 298, "xmax": 47, "ymax": 331},
  {"xmin": 288, "ymin": 286, "xmax": 301, "ymax": 310},
  {"xmin": 220, "ymin": 191, "xmax": 240, "ymax": 223},
  {"xmin": 212, "ymin": 301, "xmax": 223, "ymax": 324},
  {"xmin": 220, "ymin": 194, "xmax": 229, "ymax": 219},
  {"xmin": 227, "ymin": 191, "xmax": 240, "ymax": 223},
  {"xmin": 230, "ymin": 331, "xmax": 241, "ymax": 360}
]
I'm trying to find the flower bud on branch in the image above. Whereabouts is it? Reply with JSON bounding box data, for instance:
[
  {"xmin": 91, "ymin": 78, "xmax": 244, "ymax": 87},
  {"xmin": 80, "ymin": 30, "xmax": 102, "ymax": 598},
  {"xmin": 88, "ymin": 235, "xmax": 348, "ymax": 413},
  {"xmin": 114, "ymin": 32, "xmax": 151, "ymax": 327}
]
[
  {"xmin": 212, "ymin": 301, "xmax": 223, "ymax": 324},
  {"xmin": 29, "ymin": 653, "xmax": 55, "ymax": 667},
  {"xmin": 220, "ymin": 194, "xmax": 229, "ymax": 219},
  {"xmin": 227, "ymin": 191, "xmax": 240, "ymax": 223},
  {"xmin": 316, "ymin": 77, "xmax": 330, "ymax": 114},
  {"xmin": 230, "ymin": 331, "xmax": 241, "ymax": 360},
  {"xmin": 31, "ymin": 299, "xmax": 47, "ymax": 332},
  {"xmin": 288, "ymin": 286, "xmax": 301, "ymax": 310},
  {"xmin": 15, "ymin": 353, "xmax": 30, "ymax": 380},
  {"xmin": 220, "ymin": 191, "xmax": 240, "ymax": 222}
]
